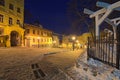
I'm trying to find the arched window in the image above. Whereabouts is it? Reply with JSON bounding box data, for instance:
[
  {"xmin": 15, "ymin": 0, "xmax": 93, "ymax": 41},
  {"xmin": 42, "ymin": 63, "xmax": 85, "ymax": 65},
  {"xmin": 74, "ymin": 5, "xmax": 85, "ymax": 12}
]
[{"xmin": 0, "ymin": 0, "xmax": 5, "ymax": 6}]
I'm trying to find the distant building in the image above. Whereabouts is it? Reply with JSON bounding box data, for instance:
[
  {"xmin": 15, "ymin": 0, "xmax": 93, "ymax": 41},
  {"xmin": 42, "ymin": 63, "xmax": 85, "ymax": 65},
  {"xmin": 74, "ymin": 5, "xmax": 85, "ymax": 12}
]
[
  {"xmin": 62, "ymin": 35, "xmax": 81, "ymax": 49},
  {"xmin": 0, "ymin": 0, "xmax": 24, "ymax": 47},
  {"xmin": 52, "ymin": 34, "xmax": 60, "ymax": 47},
  {"xmin": 24, "ymin": 24, "xmax": 53, "ymax": 47}
]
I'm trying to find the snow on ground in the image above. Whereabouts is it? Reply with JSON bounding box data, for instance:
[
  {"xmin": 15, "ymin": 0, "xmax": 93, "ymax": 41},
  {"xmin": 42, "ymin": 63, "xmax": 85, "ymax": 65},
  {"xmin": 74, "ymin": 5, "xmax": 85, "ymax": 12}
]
[
  {"xmin": 67, "ymin": 51, "xmax": 120, "ymax": 80},
  {"xmin": 0, "ymin": 47, "xmax": 69, "ymax": 80}
]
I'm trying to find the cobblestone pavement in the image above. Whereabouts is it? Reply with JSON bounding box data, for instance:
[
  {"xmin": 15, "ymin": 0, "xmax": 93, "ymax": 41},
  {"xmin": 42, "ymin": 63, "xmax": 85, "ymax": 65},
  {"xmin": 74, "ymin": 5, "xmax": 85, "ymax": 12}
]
[
  {"xmin": 0, "ymin": 47, "xmax": 70, "ymax": 80},
  {"xmin": 42, "ymin": 49, "xmax": 85, "ymax": 71},
  {"xmin": 0, "ymin": 47, "xmax": 85, "ymax": 80}
]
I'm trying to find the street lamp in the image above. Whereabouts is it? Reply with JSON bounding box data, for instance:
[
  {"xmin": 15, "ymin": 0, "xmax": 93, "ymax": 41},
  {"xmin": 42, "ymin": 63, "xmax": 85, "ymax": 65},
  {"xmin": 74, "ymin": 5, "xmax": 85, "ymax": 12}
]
[
  {"xmin": 72, "ymin": 36, "xmax": 76, "ymax": 51},
  {"xmin": 37, "ymin": 37, "xmax": 40, "ymax": 48},
  {"xmin": 72, "ymin": 36, "xmax": 76, "ymax": 41}
]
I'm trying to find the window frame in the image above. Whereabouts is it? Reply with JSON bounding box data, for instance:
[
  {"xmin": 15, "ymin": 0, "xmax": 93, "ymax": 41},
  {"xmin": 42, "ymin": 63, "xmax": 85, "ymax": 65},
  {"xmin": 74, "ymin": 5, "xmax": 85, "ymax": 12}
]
[
  {"xmin": 9, "ymin": 3, "xmax": 14, "ymax": 10},
  {"xmin": 26, "ymin": 29, "xmax": 29, "ymax": 34},
  {"xmin": 17, "ymin": 7, "xmax": 21, "ymax": 13},
  {"xmin": 0, "ymin": 14, "xmax": 3, "ymax": 23},
  {"xmin": 9, "ymin": 17, "xmax": 13, "ymax": 25},
  {"xmin": 16, "ymin": 20, "xmax": 20, "ymax": 25},
  {"xmin": 0, "ymin": 0, "xmax": 5, "ymax": 6},
  {"xmin": 33, "ymin": 30, "xmax": 35, "ymax": 34}
]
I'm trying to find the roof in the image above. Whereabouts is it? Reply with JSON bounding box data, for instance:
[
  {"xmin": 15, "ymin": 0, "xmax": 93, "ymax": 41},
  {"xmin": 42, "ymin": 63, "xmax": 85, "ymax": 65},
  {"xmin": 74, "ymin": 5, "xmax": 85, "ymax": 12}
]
[{"xmin": 24, "ymin": 23, "xmax": 53, "ymax": 33}]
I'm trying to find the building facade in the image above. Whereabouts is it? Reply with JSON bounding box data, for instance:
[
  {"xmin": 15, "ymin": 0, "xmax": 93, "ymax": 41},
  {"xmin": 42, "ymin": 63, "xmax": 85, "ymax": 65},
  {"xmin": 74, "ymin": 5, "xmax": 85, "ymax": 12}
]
[
  {"xmin": 62, "ymin": 35, "xmax": 72, "ymax": 48},
  {"xmin": 0, "ymin": 0, "xmax": 24, "ymax": 47},
  {"xmin": 62, "ymin": 35, "xmax": 81, "ymax": 49},
  {"xmin": 52, "ymin": 35, "xmax": 59, "ymax": 47},
  {"xmin": 24, "ymin": 24, "xmax": 53, "ymax": 47}
]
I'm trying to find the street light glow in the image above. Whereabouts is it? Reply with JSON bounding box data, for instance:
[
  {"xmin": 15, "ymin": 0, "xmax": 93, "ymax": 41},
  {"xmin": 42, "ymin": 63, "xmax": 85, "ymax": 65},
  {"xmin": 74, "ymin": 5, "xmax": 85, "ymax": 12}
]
[
  {"xmin": 76, "ymin": 40, "xmax": 79, "ymax": 43},
  {"xmin": 72, "ymin": 36, "xmax": 76, "ymax": 40}
]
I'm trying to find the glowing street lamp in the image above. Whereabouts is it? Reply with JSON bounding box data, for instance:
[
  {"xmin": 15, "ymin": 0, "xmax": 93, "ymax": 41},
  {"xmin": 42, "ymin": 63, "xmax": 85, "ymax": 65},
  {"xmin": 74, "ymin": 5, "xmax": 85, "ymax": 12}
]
[{"xmin": 72, "ymin": 36, "xmax": 76, "ymax": 41}]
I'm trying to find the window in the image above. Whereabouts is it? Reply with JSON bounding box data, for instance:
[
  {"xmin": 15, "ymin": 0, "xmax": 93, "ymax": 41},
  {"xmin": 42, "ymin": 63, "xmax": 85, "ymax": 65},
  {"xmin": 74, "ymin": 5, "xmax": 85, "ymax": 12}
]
[
  {"xmin": 26, "ymin": 29, "xmax": 29, "ymax": 34},
  {"xmin": 37, "ymin": 30, "xmax": 39, "ymax": 35},
  {"xmin": 17, "ymin": 7, "xmax": 21, "ymax": 13},
  {"xmin": 41, "ymin": 32, "xmax": 43, "ymax": 36},
  {"xmin": 33, "ymin": 30, "xmax": 35, "ymax": 34},
  {"xmin": 0, "ymin": 14, "xmax": 3, "ymax": 23},
  {"xmin": 9, "ymin": 17, "xmax": 12, "ymax": 25},
  {"xmin": 16, "ymin": 20, "xmax": 20, "ymax": 24},
  {"xmin": 0, "ymin": 0, "xmax": 5, "ymax": 6},
  {"xmin": 44, "ymin": 39, "xmax": 46, "ymax": 42},
  {"xmin": 0, "ymin": 27, "xmax": 4, "ymax": 35},
  {"xmin": 41, "ymin": 38, "xmax": 43, "ymax": 42},
  {"xmin": 50, "ymin": 39, "xmax": 52, "ymax": 42},
  {"xmin": 47, "ymin": 39, "xmax": 49, "ymax": 42},
  {"xmin": 9, "ymin": 4, "xmax": 14, "ymax": 10},
  {"xmin": 33, "ymin": 38, "xmax": 35, "ymax": 42}
]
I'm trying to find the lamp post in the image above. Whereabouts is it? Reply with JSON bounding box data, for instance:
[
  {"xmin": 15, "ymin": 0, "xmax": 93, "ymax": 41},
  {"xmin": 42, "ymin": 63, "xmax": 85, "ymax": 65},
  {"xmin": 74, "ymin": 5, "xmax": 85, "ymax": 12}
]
[
  {"xmin": 37, "ymin": 37, "xmax": 40, "ymax": 48},
  {"xmin": 72, "ymin": 36, "xmax": 76, "ymax": 51}
]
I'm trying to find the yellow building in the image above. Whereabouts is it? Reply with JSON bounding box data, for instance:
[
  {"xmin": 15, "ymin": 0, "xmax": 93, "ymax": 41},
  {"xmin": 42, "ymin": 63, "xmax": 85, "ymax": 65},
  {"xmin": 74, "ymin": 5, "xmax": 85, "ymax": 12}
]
[
  {"xmin": 62, "ymin": 35, "xmax": 72, "ymax": 48},
  {"xmin": 62, "ymin": 35, "xmax": 80, "ymax": 49},
  {"xmin": 0, "ymin": 0, "xmax": 24, "ymax": 47},
  {"xmin": 24, "ymin": 24, "xmax": 53, "ymax": 47}
]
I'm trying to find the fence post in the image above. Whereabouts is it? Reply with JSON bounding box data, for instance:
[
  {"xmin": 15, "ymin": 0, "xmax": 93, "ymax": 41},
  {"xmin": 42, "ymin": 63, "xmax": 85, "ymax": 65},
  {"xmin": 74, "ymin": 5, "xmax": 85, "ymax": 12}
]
[
  {"xmin": 87, "ymin": 37, "xmax": 90, "ymax": 60},
  {"xmin": 112, "ymin": 37, "xmax": 114, "ymax": 66},
  {"xmin": 116, "ymin": 27, "xmax": 120, "ymax": 69},
  {"xmin": 116, "ymin": 43, "xmax": 120, "ymax": 69}
]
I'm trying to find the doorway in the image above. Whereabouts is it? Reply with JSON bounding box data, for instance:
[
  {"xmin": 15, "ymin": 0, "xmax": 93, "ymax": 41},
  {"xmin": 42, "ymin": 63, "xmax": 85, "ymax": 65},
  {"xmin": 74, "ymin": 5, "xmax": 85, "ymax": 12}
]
[{"xmin": 10, "ymin": 31, "xmax": 19, "ymax": 46}]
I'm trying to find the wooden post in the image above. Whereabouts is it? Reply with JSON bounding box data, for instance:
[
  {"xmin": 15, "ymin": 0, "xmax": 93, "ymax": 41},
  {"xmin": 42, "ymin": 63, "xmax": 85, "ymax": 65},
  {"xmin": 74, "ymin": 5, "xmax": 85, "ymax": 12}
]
[
  {"xmin": 87, "ymin": 37, "xmax": 90, "ymax": 60},
  {"xmin": 116, "ymin": 26, "xmax": 120, "ymax": 69}
]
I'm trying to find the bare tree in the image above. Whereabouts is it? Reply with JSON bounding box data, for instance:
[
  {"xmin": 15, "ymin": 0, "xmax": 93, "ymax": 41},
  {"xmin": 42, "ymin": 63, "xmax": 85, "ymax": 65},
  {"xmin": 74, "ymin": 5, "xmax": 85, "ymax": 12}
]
[{"xmin": 67, "ymin": 0, "xmax": 95, "ymax": 38}]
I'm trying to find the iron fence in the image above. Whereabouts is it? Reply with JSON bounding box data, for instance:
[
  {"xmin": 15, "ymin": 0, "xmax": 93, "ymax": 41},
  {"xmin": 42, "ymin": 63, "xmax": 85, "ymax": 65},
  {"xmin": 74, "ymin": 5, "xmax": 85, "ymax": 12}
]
[{"xmin": 87, "ymin": 35, "xmax": 120, "ymax": 69}]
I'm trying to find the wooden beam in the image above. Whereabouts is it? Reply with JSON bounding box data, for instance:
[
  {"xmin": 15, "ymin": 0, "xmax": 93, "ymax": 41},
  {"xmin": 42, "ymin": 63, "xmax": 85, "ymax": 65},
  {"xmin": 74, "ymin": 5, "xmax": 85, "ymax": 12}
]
[
  {"xmin": 108, "ymin": 1, "xmax": 120, "ymax": 10},
  {"xmin": 96, "ymin": 1, "xmax": 120, "ymax": 11},
  {"xmin": 90, "ymin": 8, "xmax": 106, "ymax": 18},
  {"xmin": 84, "ymin": 8, "xmax": 94, "ymax": 15},
  {"xmin": 111, "ymin": 17, "xmax": 120, "ymax": 26}
]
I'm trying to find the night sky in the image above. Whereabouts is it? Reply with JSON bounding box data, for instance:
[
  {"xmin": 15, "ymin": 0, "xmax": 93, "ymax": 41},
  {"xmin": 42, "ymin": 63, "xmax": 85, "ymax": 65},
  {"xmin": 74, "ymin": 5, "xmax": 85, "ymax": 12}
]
[
  {"xmin": 25, "ymin": 0, "xmax": 71, "ymax": 35},
  {"xmin": 24, "ymin": 0, "xmax": 119, "ymax": 35}
]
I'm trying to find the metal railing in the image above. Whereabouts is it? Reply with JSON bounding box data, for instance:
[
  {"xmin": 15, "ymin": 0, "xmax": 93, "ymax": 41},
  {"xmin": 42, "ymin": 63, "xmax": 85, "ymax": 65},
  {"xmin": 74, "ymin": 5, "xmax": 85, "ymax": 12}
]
[{"xmin": 87, "ymin": 35, "xmax": 120, "ymax": 69}]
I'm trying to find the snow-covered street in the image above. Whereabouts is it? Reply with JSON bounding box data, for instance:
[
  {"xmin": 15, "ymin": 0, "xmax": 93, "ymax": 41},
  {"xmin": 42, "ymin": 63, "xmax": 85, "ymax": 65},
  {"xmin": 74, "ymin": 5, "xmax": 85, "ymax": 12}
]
[
  {"xmin": 0, "ymin": 47, "xmax": 70, "ymax": 80},
  {"xmin": 1, "ymin": 47, "xmax": 120, "ymax": 80}
]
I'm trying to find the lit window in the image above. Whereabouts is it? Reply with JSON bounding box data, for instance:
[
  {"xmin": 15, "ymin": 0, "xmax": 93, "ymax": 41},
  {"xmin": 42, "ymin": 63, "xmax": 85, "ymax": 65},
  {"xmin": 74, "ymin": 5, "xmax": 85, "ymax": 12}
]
[
  {"xmin": 17, "ymin": 7, "xmax": 21, "ymax": 13},
  {"xmin": 9, "ymin": 17, "xmax": 13, "ymax": 25},
  {"xmin": 33, "ymin": 38, "xmax": 35, "ymax": 42},
  {"xmin": 26, "ymin": 29, "xmax": 29, "ymax": 34},
  {"xmin": 37, "ymin": 30, "xmax": 39, "ymax": 35},
  {"xmin": 41, "ymin": 38, "xmax": 43, "ymax": 42},
  {"xmin": 9, "ymin": 4, "xmax": 14, "ymax": 10},
  {"xmin": 0, "ymin": 0, "xmax": 5, "ymax": 6},
  {"xmin": 47, "ymin": 39, "xmax": 49, "ymax": 42},
  {"xmin": 44, "ymin": 39, "xmax": 46, "ymax": 42},
  {"xmin": 41, "ymin": 32, "xmax": 43, "ymax": 36},
  {"xmin": 33, "ymin": 30, "xmax": 35, "ymax": 34},
  {"xmin": 16, "ymin": 20, "xmax": 20, "ymax": 24},
  {"xmin": 0, "ymin": 14, "xmax": 3, "ymax": 23},
  {"xmin": 0, "ymin": 28, "xmax": 3, "ymax": 35}
]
